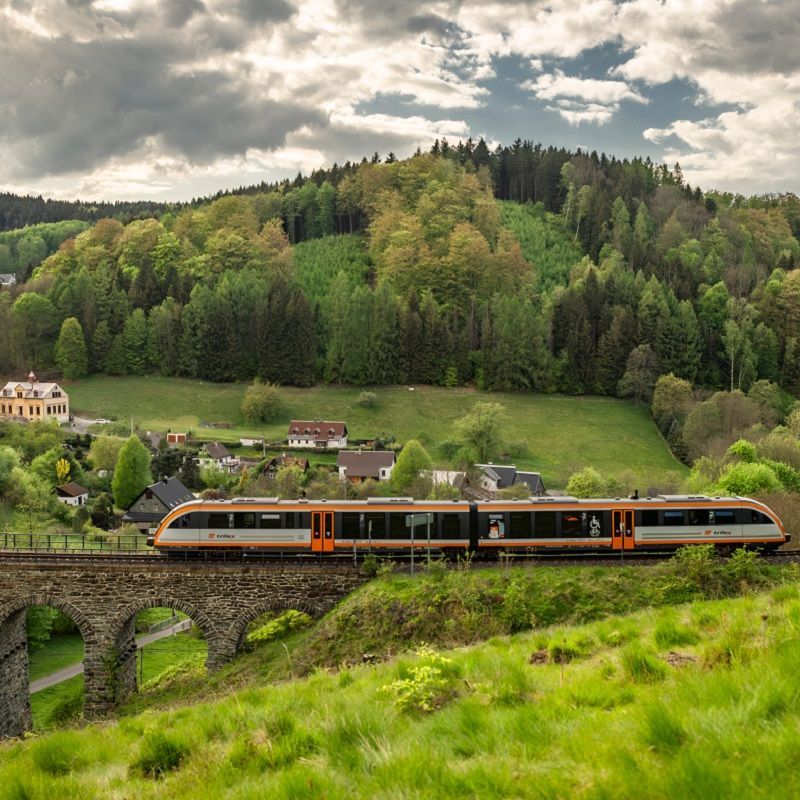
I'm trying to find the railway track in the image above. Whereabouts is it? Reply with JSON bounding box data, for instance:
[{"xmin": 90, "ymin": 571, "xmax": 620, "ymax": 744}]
[{"xmin": 0, "ymin": 547, "xmax": 797, "ymax": 568}]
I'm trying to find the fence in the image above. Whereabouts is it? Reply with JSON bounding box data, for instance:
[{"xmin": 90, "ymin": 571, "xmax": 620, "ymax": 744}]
[{"xmin": 0, "ymin": 531, "xmax": 155, "ymax": 553}]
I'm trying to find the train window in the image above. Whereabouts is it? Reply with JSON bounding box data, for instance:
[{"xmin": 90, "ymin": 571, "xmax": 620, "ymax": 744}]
[
  {"xmin": 365, "ymin": 513, "xmax": 386, "ymax": 539},
  {"xmin": 389, "ymin": 513, "xmax": 408, "ymax": 537},
  {"xmin": 169, "ymin": 514, "xmax": 189, "ymax": 528},
  {"xmin": 285, "ymin": 513, "xmax": 295, "ymax": 529},
  {"xmin": 560, "ymin": 511, "xmax": 584, "ymax": 537},
  {"xmin": 534, "ymin": 511, "xmax": 557, "ymax": 538},
  {"xmin": 341, "ymin": 513, "xmax": 361, "ymax": 536},
  {"xmin": 641, "ymin": 510, "xmax": 659, "ymax": 526},
  {"xmin": 689, "ymin": 509, "xmax": 710, "ymax": 525},
  {"xmin": 487, "ymin": 513, "xmax": 506, "ymax": 539},
  {"xmin": 509, "ymin": 511, "xmax": 531, "ymax": 536},
  {"xmin": 751, "ymin": 510, "xmax": 771, "ymax": 525},
  {"xmin": 712, "ymin": 509, "xmax": 736, "ymax": 525},
  {"xmin": 208, "ymin": 512, "xmax": 231, "ymax": 529},
  {"xmin": 441, "ymin": 514, "xmax": 461, "ymax": 539},
  {"xmin": 663, "ymin": 510, "xmax": 685, "ymax": 526},
  {"xmin": 236, "ymin": 512, "xmax": 256, "ymax": 529},
  {"xmin": 260, "ymin": 514, "xmax": 282, "ymax": 530}
]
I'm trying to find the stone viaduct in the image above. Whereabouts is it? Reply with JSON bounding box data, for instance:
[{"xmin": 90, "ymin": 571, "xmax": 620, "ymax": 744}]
[{"xmin": 0, "ymin": 555, "xmax": 368, "ymax": 738}]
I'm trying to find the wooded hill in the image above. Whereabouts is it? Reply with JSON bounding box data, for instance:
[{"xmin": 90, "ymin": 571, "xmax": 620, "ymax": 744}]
[{"xmin": 2, "ymin": 146, "xmax": 800, "ymax": 462}]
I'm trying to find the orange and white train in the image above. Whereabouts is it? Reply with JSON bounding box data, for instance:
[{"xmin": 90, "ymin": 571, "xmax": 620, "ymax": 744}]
[{"xmin": 148, "ymin": 494, "xmax": 788, "ymax": 555}]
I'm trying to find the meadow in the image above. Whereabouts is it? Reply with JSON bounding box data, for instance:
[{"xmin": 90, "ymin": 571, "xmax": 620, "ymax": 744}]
[
  {"xmin": 3, "ymin": 561, "xmax": 800, "ymax": 798},
  {"xmin": 67, "ymin": 376, "xmax": 686, "ymax": 488}
]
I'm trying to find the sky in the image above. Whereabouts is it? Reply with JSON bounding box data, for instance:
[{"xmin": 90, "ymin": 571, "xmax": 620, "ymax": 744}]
[{"xmin": 1, "ymin": 0, "xmax": 798, "ymax": 201}]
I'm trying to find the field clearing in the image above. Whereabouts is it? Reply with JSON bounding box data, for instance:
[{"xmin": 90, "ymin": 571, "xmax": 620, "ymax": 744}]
[{"xmin": 67, "ymin": 376, "xmax": 687, "ymax": 488}]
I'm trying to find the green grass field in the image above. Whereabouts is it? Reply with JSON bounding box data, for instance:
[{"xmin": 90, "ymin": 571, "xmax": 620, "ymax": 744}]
[
  {"xmin": 67, "ymin": 376, "xmax": 686, "ymax": 487},
  {"xmin": 7, "ymin": 573, "xmax": 800, "ymax": 798}
]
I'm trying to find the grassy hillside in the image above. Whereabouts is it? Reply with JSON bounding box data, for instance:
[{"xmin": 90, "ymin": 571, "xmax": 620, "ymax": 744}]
[
  {"xmin": 68, "ymin": 377, "xmax": 686, "ymax": 487},
  {"xmin": 3, "ymin": 563, "xmax": 800, "ymax": 798}
]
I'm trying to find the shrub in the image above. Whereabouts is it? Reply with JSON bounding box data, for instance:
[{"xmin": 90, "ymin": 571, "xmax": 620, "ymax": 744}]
[
  {"xmin": 672, "ymin": 544, "xmax": 718, "ymax": 589},
  {"xmin": 726, "ymin": 547, "xmax": 763, "ymax": 584},
  {"xmin": 501, "ymin": 578, "xmax": 533, "ymax": 633},
  {"xmin": 130, "ymin": 730, "xmax": 191, "ymax": 778},
  {"xmin": 381, "ymin": 645, "xmax": 461, "ymax": 713},
  {"xmin": 246, "ymin": 610, "xmax": 312, "ymax": 647},
  {"xmin": 715, "ymin": 461, "xmax": 782, "ymax": 494},
  {"xmin": 356, "ymin": 391, "xmax": 378, "ymax": 408}
]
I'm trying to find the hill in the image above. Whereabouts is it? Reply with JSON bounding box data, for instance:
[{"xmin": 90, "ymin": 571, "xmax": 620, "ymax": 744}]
[
  {"xmin": 67, "ymin": 376, "xmax": 686, "ymax": 487},
  {"xmin": 4, "ymin": 556, "xmax": 799, "ymax": 798}
]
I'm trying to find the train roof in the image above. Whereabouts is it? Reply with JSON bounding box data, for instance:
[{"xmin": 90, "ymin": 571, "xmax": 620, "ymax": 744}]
[{"xmin": 478, "ymin": 494, "xmax": 748, "ymax": 505}]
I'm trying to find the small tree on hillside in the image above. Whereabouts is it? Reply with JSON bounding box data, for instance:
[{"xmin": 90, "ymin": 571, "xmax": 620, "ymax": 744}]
[
  {"xmin": 566, "ymin": 467, "xmax": 614, "ymax": 498},
  {"xmin": 393, "ymin": 439, "xmax": 433, "ymax": 494},
  {"xmin": 89, "ymin": 435, "xmax": 125, "ymax": 473},
  {"xmin": 617, "ymin": 344, "xmax": 659, "ymax": 404},
  {"xmin": 55, "ymin": 317, "xmax": 88, "ymax": 379},
  {"xmin": 651, "ymin": 373, "xmax": 694, "ymax": 430},
  {"xmin": 453, "ymin": 402, "xmax": 505, "ymax": 463},
  {"xmin": 112, "ymin": 435, "xmax": 152, "ymax": 509},
  {"xmin": 241, "ymin": 379, "xmax": 284, "ymax": 423},
  {"xmin": 274, "ymin": 465, "xmax": 305, "ymax": 498}
]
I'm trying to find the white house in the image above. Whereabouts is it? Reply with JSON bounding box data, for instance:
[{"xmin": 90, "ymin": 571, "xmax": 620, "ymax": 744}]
[
  {"xmin": 0, "ymin": 274, "xmax": 16, "ymax": 287},
  {"xmin": 240, "ymin": 436, "xmax": 264, "ymax": 448},
  {"xmin": 197, "ymin": 442, "xmax": 240, "ymax": 473},
  {"xmin": 55, "ymin": 482, "xmax": 88, "ymax": 506},
  {"xmin": 1, "ymin": 371, "xmax": 70, "ymax": 422},
  {"xmin": 287, "ymin": 420, "xmax": 348, "ymax": 449}
]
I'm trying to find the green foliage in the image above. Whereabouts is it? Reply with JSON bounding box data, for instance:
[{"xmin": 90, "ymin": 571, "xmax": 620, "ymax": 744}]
[
  {"xmin": 727, "ymin": 438, "xmax": 756, "ymax": 462},
  {"xmin": 381, "ymin": 645, "xmax": 461, "ymax": 713},
  {"xmin": 111, "ymin": 435, "xmax": 152, "ymax": 509},
  {"xmin": 26, "ymin": 606, "xmax": 60, "ymax": 651},
  {"xmin": 130, "ymin": 730, "xmax": 191, "ymax": 778},
  {"xmin": 356, "ymin": 391, "xmax": 378, "ymax": 408},
  {"xmin": 89, "ymin": 435, "xmax": 125, "ymax": 472},
  {"xmin": 621, "ymin": 643, "xmax": 668, "ymax": 683},
  {"xmin": 653, "ymin": 617, "xmax": 700, "ymax": 648},
  {"xmin": 30, "ymin": 731, "xmax": 89, "ymax": 775},
  {"xmin": 566, "ymin": 466, "xmax": 618, "ymax": 498},
  {"xmin": 294, "ymin": 234, "xmax": 370, "ymax": 304},
  {"xmin": 246, "ymin": 610, "xmax": 312, "ymax": 647},
  {"xmin": 241, "ymin": 380, "xmax": 284, "ymax": 424},
  {"xmin": 392, "ymin": 439, "xmax": 432, "ymax": 494},
  {"xmin": 715, "ymin": 461, "xmax": 782, "ymax": 494},
  {"xmin": 726, "ymin": 547, "xmax": 763, "ymax": 584},
  {"xmin": 54, "ymin": 317, "xmax": 88, "ymax": 379},
  {"xmin": 452, "ymin": 402, "xmax": 505, "ymax": 463}
]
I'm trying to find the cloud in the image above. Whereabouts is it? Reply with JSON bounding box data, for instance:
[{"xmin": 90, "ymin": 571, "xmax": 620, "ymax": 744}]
[
  {"xmin": 523, "ymin": 70, "xmax": 648, "ymax": 125},
  {"xmin": 1, "ymin": 0, "xmax": 799, "ymax": 198}
]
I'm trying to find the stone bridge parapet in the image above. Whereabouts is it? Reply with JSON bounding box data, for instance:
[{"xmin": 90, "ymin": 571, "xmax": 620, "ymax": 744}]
[{"xmin": 0, "ymin": 556, "xmax": 367, "ymax": 737}]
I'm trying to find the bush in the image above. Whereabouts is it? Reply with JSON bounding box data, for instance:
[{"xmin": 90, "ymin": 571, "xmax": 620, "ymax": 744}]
[
  {"xmin": 672, "ymin": 544, "xmax": 717, "ymax": 589},
  {"xmin": 356, "ymin": 391, "xmax": 378, "ymax": 408},
  {"xmin": 501, "ymin": 578, "xmax": 533, "ymax": 633},
  {"xmin": 381, "ymin": 645, "xmax": 461, "ymax": 713},
  {"xmin": 130, "ymin": 730, "xmax": 191, "ymax": 778},
  {"xmin": 715, "ymin": 461, "xmax": 782, "ymax": 494},
  {"xmin": 726, "ymin": 547, "xmax": 763, "ymax": 584},
  {"xmin": 246, "ymin": 610, "xmax": 312, "ymax": 647}
]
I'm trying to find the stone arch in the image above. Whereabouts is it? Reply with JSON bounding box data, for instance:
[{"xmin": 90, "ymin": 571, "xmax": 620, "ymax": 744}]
[
  {"xmin": 228, "ymin": 598, "xmax": 323, "ymax": 655},
  {"xmin": 0, "ymin": 594, "xmax": 97, "ymax": 646},
  {"xmin": 107, "ymin": 596, "xmax": 216, "ymax": 646}
]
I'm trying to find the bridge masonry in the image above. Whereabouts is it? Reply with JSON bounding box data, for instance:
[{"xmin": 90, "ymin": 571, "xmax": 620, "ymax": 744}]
[{"xmin": 0, "ymin": 557, "xmax": 368, "ymax": 738}]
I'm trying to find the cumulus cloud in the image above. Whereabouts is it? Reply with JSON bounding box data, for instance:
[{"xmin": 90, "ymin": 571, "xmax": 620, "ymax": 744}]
[
  {"xmin": 0, "ymin": 0, "xmax": 798, "ymax": 198},
  {"xmin": 523, "ymin": 70, "xmax": 648, "ymax": 125}
]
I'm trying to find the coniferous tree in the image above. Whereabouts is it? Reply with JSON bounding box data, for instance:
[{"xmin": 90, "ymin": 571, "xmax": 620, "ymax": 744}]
[{"xmin": 55, "ymin": 317, "xmax": 88, "ymax": 379}]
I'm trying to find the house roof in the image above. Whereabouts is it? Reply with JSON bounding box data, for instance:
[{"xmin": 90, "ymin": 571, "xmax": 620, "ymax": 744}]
[
  {"xmin": 0, "ymin": 274, "xmax": 16, "ymax": 283},
  {"xmin": 337, "ymin": 450, "xmax": 395, "ymax": 478},
  {"xmin": 266, "ymin": 455, "xmax": 309, "ymax": 471},
  {"xmin": 204, "ymin": 442, "xmax": 231, "ymax": 460},
  {"xmin": 128, "ymin": 476, "xmax": 194, "ymax": 512},
  {"xmin": 145, "ymin": 431, "xmax": 163, "ymax": 448},
  {"xmin": 288, "ymin": 420, "xmax": 347, "ymax": 442},
  {"xmin": 477, "ymin": 464, "xmax": 517, "ymax": 488},
  {"xmin": 56, "ymin": 482, "xmax": 88, "ymax": 498},
  {"xmin": 1, "ymin": 377, "xmax": 66, "ymax": 400},
  {"xmin": 515, "ymin": 471, "xmax": 546, "ymax": 496}
]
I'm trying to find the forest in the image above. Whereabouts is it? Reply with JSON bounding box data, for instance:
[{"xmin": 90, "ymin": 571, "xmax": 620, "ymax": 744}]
[{"xmin": 1, "ymin": 144, "xmax": 800, "ymax": 472}]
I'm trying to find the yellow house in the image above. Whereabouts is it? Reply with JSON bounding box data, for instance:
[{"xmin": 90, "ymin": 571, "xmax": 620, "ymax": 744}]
[{"xmin": 0, "ymin": 371, "xmax": 70, "ymax": 423}]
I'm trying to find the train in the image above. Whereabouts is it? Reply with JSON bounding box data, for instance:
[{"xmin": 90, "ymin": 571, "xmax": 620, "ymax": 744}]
[{"xmin": 148, "ymin": 494, "xmax": 788, "ymax": 555}]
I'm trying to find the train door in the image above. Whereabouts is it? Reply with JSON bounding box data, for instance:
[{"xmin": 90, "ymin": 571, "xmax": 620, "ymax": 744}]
[
  {"xmin": 612, "ymin": 509, "xmax": 635, "ymax": 551},
  {"xmin": 311, "ymin": 511, "xmax": 335, "ymax": 553}
]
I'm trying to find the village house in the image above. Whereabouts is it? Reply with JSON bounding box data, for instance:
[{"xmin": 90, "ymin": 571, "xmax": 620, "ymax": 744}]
[
  {"xmin": 337, "ymin": 450, "xmax": 395, "ymax": 483},
  {"xmin": 55, "ymin": 482, "xmax": 89, "ymax": 507},
  {"xmin": 264, "ymin": 453, "xmax": 310, "ymax": 477},
  {"xmin": 122, "ymin": 477, "xmax": 194, "ymax": 532},
  {"xmin": 287, "ymin": 420, "xmax": 347, "ymax": 449},
  {"xmin": 476, "ymin": 463, "xmax": 546, "ymax": 496},
  {"xmin": 0, "ymin": 371, "xmax": 70, "ymax": 422},
  {"xmin": 166, "ymin": 432, "xmax": 188, "ymax": 447},
  {"xmin": 0, "ymin": 274, "xmax": 16, "ymax": 287},
  {"xmin": 240, "ymin": 436, "xmax": 264, "ymax": 448},
  {"xmin": 197, "ymin": 442, "xmax": 240, "ymax": 473}
]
